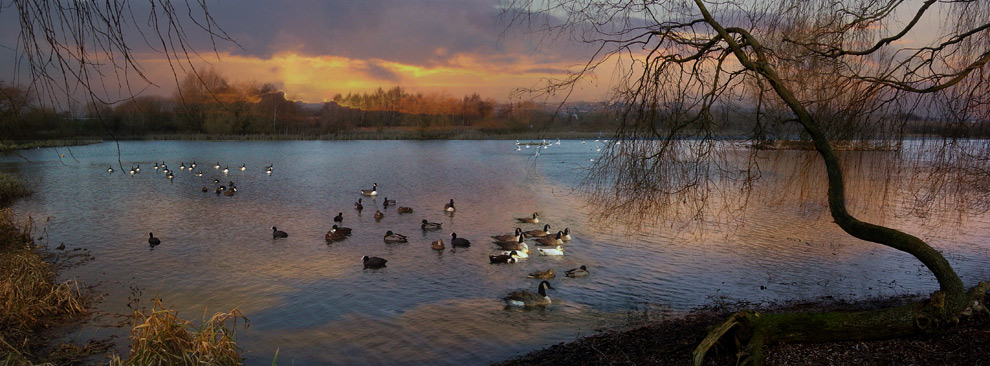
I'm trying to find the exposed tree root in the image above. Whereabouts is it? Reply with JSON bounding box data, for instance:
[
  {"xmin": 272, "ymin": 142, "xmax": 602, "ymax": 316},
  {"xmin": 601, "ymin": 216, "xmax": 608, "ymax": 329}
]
[{"xmin": 694, "ymin": 282, "xmax": 990, "ymax": 366}]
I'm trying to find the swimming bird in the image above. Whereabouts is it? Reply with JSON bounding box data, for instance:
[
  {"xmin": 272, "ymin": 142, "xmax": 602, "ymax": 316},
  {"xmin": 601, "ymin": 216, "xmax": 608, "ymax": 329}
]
[
  {"xmin": 195, "ymin": 171, "xmax": 203, "ymax": 177},
  {"xmin": 432, "ymin": 239, "xmax": 445, "ymax": 250},
  {"xmin": 222, "ymin": 165, "xmax": 229, "ymax": 174},
  {"xmin": 325, "ymin": 225, "xmax": 352, "ymax": 241},
  {"xmin": 489, "ymin": 250, "xmax": 520, "ymax": 264},
  {"xmin": 450, "ymin": 232, "xmax": 471, "ymax": 247},
  {"xmin": 190, "ymin": 162, "xmax": 196, "ymax": 169},
  {"xmin": 56, "ymin": 242, "xmax": 65, "ymax": 250},
  {"xmin": 383, "ymin": 197, "xmax": 395, "ymax": 208},
  {"xmin": 153, "ymin": 163, "xmax": 159, "ymax": 171},
  {"xmin": 421, "ymin": 219, "xmax": 442, "ymax": 230},
  {"xmin": 334, "ymin": 212, "xmax": 344, "ymax": 223},
  {"xmin": 272, "ymin": 226, "xmax": 288, "ymax": 239},
  {"xmin": 374, "ymin": 210, "xmax": 384, "ymax": 220},
  {"xmin": 444, "ymin": 199, "xmax": 456, "ymax": 212},
  {"xmin": 503, "ymin": 281, "xmax": 554, "ymax": 307},
  {"xmin": 179, "ymin": 163, "xmax": 186, "ymax": 170},
  {"xmin": 516, "ymin": 212, "xmax": 539, "ymax": 223},
  {"xmin": 354, "ymin": 198, "xmax": 364, "ymax": 211},
  {"xmin": 166, "ymin": 172, "xmax": 174, "ymax": 180},
  {"xmin": 129, "ymin": 167, "xmax": 136, "ymax": 175},
  {"xmin": 361, "ymin": 183, "xmax": 378, "ymax": 196},
  {"xmin": 214, "ymin": 162, "xmax": 221, "ymax": 170},
  {"xmin": 148, "ymin": 232, "xmax": 161, "ymax": 246},
  {"xmin": 213, "ymin": 178, "xmax": 220, "ymax": 184},
  {"xmin": 363, "ymin": 256, "xmax": 387, "ymax": 269},
  {"xmin": 537, "ymin": 245, "xmax": 564, "ymax": 256},
  {"xmin": 565, "ymin": 265, "xmax": 589, "ymax": 277},
  {"xmin": 491, "ymin": 228, "xmax": 523, "ymax": 242},
  {"xmin": 135, "ymin": 165, "xmax": 141, "ymax": 173},
  {"xmin": 525, "ymin": 224, "xmax": 552, "ymax": 238},
  {"xmin": 499, "ymin": 249, "xmax": 528, "ymax": 259},
  {"xmin": 536, "ymin": 231, "xmax": 564, "ymax": 246},
  {"xmin": 107, "ymin": 166, "xmax": 114, "ymax": 173},
  {"xmin": 528, "ymin": 269, "xmax": 555, "ymax": 279},
  {"xmin": 239, "ymin": 163, "xmax": 246, "ymax": 171},
  {"xmin": 397, "ymin": 206, "xmax": 413, "ymax": 214},
  {"xmin": 384, "ymin": 231, "xmax": 408, "ymax": 243},
  {"xmin": 494, "ymin": 235, "xmax": 529, "ymax": 252},
  {"xmin": 561, "ymin": 228, "xmax": 572, "ymax": 241},
  {"xmin": 201, "ymin": 186, "xmax": 208, "ymax": 192},
  {"xmin": 223, "ymin": 187, "xmax": 236, "ymax": 196}
]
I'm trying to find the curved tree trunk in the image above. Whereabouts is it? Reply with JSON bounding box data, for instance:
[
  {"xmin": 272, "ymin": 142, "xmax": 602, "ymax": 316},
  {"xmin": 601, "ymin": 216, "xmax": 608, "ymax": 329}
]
[{"xmin": 689, "ymin": 1, "xmax": 987, "ymax": 365}]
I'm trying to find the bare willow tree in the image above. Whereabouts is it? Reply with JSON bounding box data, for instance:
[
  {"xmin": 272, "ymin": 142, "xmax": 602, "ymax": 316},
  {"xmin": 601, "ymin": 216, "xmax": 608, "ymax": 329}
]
[
  {"xmin": 505, "ymin": 0, "xmax": 990, "ymax": 364},
  {"xmin": 1, "ymin": 0, "xmax": 233, "ymax": 149}
]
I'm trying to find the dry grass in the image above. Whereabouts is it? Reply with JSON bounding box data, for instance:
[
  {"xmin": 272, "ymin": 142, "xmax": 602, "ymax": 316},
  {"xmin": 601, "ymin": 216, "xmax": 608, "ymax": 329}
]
[
  {"xmin": 109, "ymin": 297, "xmax": 248, "ymax": 366},
  {"xmin": 0, "ymin": 208, "xmax": 87, "ymax": 363}
]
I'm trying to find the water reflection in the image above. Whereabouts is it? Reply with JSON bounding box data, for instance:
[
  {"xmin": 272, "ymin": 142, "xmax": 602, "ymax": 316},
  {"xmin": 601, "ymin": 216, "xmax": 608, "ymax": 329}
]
[{"xmin": 1, "ymin": 140, "xmax": 988, "ymax": 365}]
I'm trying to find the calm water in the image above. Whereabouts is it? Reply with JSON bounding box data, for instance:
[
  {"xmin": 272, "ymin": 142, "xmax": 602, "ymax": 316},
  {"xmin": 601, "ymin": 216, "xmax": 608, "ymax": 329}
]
[{"xmin": 2, "ymin": 140, "xmax": 989, "ymax": 365}]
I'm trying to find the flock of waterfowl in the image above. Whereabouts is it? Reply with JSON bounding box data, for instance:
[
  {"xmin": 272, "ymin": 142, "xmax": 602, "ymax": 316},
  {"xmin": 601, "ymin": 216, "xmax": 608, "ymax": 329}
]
[{"xmin": 123, "ymin": 157, "xmax": 587, "ymax": 309}]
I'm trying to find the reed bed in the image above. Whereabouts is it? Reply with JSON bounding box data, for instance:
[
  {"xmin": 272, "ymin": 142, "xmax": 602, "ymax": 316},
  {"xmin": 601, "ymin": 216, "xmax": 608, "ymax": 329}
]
[
  {"xmin": 110, "ymin": 297, "xmax": 248, "ymax": 366},
  {"xmin": 0, "ymin": 208, "xmax": 86, "ymax": 362},
  {"xmin": 0, "ymin": 172, "xmax": 31, "ymax": 207}
]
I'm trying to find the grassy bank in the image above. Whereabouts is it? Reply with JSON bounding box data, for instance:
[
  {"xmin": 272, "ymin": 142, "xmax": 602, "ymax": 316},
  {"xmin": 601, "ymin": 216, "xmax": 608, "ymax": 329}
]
[
  {"xmin": 0, "ymin": 139, "xmax": 103, "ymax": 152},
  {"xmin": 0, "ymin": 172, "xmax": 30, "ymax": 208}
]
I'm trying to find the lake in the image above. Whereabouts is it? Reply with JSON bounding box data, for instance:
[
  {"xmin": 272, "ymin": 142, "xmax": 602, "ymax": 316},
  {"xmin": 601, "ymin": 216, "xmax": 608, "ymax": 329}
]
[{"xmin": 3, "ymin": 140, "xmax": 989, "ymax": 365}]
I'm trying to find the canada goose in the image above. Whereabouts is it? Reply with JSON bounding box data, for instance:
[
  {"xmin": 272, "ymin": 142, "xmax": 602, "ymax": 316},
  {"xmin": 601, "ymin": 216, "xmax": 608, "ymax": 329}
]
[
  {"xmin": 397, "ymin": 206, "xmax": 413, "ymax": 214},
  {"xmin": 148, "ymin": 232, "xmax": 161, "ymax": 246},
  {"xmin": 494, "ymin": 235, "xmax": 529, "ymax": 252},
  {"xmin": 190, "ymin": 162, "xmax": 196, "ymax": 169},
  {"xmin": 374, "ymin": 210, "xmax": 384, "ymax": 220},
  {"xmin": 503, "ymin": 281, "xmax": 554, "ymax": 307},
  {"xmin": 272, "ymin": 226, "xmax": 288, "ymax": 239},
  {"xmin": 421, "ymin": 219, "xmax": 442, "ymax": 230},
  {"xmin": 565, "ymin": 265, "xmax": 589, "ymax": 277},
  {"xmin": 516, "ymin": 212, "xmax": 539, "ymax": 223},
  {"xmin": 384, "ymin": 230, "xmax": 408, "ymax": 243},
  {"xmin": 536, "ymin": 232, "xmax": 564, "ymax": 246},
  {"xmin": 333, "ymin": 212, "xmax": 343, "ymax": 223},
  {"xmin": 266, "ymin": 169, "xmax": 272, "ymax": 176},
  {"xmin": 166, "ymin": 172, "xmax": 174, "ymax": 180},
  {"xmin": 537, "ymin": 246, "xmax": 564, "ymax": 256},
  {"xmin": 489, "ymin": 250, "xmax": 520, "ymax": 264},
  {"xmin": 201, "ymin": 186, "xmax": 208, "ymax": 193},
  {"xmin": 450, "ymin": 232, "xmax": 471, "ymax": 247},
  {"xmin": 129, "ymin": 167, "xmax": 136, "ymax": 175},
  {"xmin": 361, "ymin": 183, "xmax": 378, "ymax": 196},
  {"xmin": 214, "ymin": 162, "xmax": 221, "ymax": 169},
  {"xmin": 444, "ymin": 199, "xmax": 456, "ymax": 212},
  {"xmin": 195, "ymin": 171, "xmax": 203, "ymax": 177},
  {"xmin": 432, "ymin": 239, "xmax": 445, "ymax": 250},
  {"xmin": 561, "ymin": 228, "xmax": 571, "ymax": 241},
  {"xmin": 362, "ymin": 255, "xmax": 387, "ymax": 269},
  {"xmin": 354, "ymin": 198, "xmax": 363, "ymax": 211},
  {"xmin": 135, "ymin": 165, "xmax": 141, "ymax": 173},
  {"xmin": 491, "ymin": 228, "xmax": 523, "ymax": 242},
  {"xmin": 528, "ymin": 269, "xmax": 555, "ymax": 279},
  {"xmin": 525, "ymin": 224, "xmax": 552, "ymax": 238},
  {"xmin": 153, "ymin": 163, "xmax": 159, "ymax": 170},
  {"xmin": 239, "ymin": 163, "xmax": 246, "ymax": 171},
  {"xmin": 213, "ymin": 178, "xmax": 221, "ymax": 184},
  {"xmin": 179, "ymin": 163, "xmax": 186, "ymax": 170},
  {"xmin": 325, "ymin": 225, "xmax": 352, "ymax": 241},
  {"xmin": 107, "ymin": 166, "xmax": 114, "ymax": 173},
  {"xmin": 222, "ymin": 165, "xmax": 229, "ymax": 174}
]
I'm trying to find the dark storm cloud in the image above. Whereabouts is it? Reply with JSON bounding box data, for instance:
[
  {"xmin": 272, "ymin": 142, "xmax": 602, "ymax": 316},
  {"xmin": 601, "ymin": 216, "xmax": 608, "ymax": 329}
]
[{"xmin": 355, "ymin": 60, "xmax": 401, "ymax": 83}]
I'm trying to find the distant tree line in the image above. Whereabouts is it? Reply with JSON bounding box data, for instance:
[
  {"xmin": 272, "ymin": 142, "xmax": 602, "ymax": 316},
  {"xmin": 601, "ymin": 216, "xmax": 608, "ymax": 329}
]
[{"xmin": 0, "ymin": 70, "xmax": 622, "ymax": 140}]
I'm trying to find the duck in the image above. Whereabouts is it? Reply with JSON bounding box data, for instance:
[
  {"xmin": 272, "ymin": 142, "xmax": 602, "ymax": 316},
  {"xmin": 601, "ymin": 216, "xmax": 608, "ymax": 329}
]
[
  {"xmin": 397, "ymin": 206, "xmax": 413, "ymax": 214},
  {"xmin": 489, "ymin": 250, "xmax": 520, "ymax": 264},
  {"xmin": 361, "ymin": 183, "xmax": 378, "ymax": 196},
  {"xmin": 421, "ymin": 219, "xmax": 442, "ymax": 230},
  {"xmin": 503, "ymin": 280, "xmax": 554, "ymax": 307},
  {"xmin": 239, "ymin": 163, "xmax": 246, "ymax": 171},
  {"xmin": 432, "ymin": 239, "xmax": 445, "ymax": 250},
  {"xmin": 525, "ymin": 224, "xmax": 552, "ymax": 238},
  {"xmin": 536, "ymin": 231, "xmax": 564, "ymax": 246},
  {"xmin": 528, "ymin": 269, "xmax": 555, "ymax": 279},
  {"xmin": 223, "ymin": 187, "xmax": 236, "ymax": 196},
  {"xmin": 494, "ymin": 235, "xmax": 529, "ymax": 252},
  {"xmin": 325, "ymin": 225, "xmax": 352, "ymax": 241},
  {"xmin": 499, "ymin": 249, "xmax": 528, "ymax": 259},
  {"xmin": 516, "ymin": 212, "xmax": 539, "ymax": 223},
  {"xmin": 561, "ymin": 228, "xmax": 572, "ymax": 241},
  {"xmin": 450, "ymin": 232, "xmax": 471, "ymax": 247},
  {"xmin": 354, "ymin": 198, "xmax": 364, "ymax": 211},
  {"xmin": 333, "ymin": 212, "xmax": 344, "ymax": 223},
  {"xmin": 107, "ymin": 166, "xmax": 114, "ymax": 173},
  {"xmin": 374, "ymin": 210, "xmax": 384, "ymax": 220},
  {"xmin": 383, "ymin": 231, "xmax": 408, "ymax": 243},
  {"xmin": 201, "ymin": 186, "xmax": 208, "ymax": 193},
  {"xmin": 565, "ymin": 265, "xmax": 590, "ymax": 277},
  {"xmin": 272, "ymin": 226, "xmax": 288, "ymax": 239},
  {"xmin": 213, "ymin": 178, "xmax": 221, "ymax": 184},
  {"xmin": 362, "ymin": 255, "xmax": 387, "ymax": 269},
  {"xmin": 491, "ymin": 228, "xmax": 523, "ymax": 242},
  {"xmin": 444, "ymin": 199, "xmax": 456, "ymax": 212},
  {"xmin": 148, "ymin": 232, "xmax": 161, "ymax": 246},
  {"xmin": 538, "ymin": 245, "xmax": 564, "ymax": 256}
]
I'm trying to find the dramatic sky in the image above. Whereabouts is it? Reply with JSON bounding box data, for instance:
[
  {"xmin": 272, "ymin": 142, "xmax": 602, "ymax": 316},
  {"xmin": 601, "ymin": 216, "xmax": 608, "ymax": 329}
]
[{"xmin": 0, "ymin": 0, "xmax": 611, "ymax": 104}]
